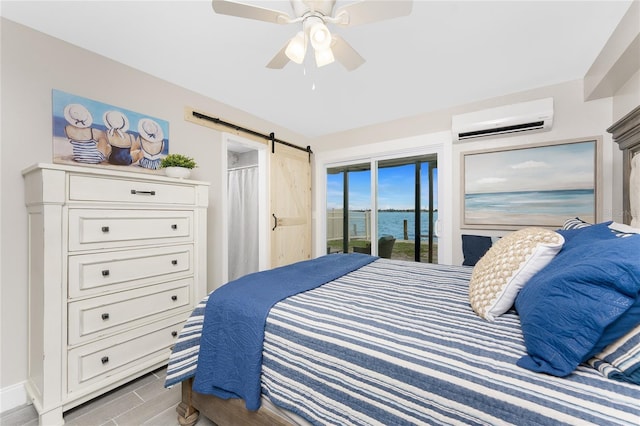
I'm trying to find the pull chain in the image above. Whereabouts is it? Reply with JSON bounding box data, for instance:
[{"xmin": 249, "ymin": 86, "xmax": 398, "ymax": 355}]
[{"xmin": 302, "ymin": 59, "xmax": 317, "ymax": 91}]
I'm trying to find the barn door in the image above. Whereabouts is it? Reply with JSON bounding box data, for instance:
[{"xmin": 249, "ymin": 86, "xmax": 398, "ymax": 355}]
[{"xmin": 270, "ymin": 142, "xmax": 311, "ymax": 267}]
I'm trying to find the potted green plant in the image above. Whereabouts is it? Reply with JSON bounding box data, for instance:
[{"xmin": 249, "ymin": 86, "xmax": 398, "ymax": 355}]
[{"xmin": 160, "ymin": 153, "xmax": 197, "ymax": 179}]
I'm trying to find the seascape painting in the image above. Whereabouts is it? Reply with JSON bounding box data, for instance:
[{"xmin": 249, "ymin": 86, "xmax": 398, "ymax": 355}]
[
  {"xmin": 52, "ymin": 89, "xmax": 169, "ymax": 172},
  {"xmin": 463, "ymin": 139, "xmax": 598, "ymax": 228}
]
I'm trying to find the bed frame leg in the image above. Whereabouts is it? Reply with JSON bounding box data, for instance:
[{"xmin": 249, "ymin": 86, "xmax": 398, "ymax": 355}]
[{"xmin": 177, "ymin": 378, "xmax": 200, "ymax": 426}]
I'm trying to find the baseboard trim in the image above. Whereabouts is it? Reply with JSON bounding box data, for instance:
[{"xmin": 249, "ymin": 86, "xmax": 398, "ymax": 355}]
[{"xmin": 0, "ymin": 381, "xmax": 30, "ymax": 414}]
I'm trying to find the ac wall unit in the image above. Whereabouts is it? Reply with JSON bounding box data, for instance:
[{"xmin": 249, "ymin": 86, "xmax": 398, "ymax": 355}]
[{"xmin": 452, "ymin": 98, "xmax": 554, "ymax": 141}]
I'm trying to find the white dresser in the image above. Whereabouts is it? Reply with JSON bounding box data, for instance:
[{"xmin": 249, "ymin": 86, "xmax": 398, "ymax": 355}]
[{"xmin": 22, "ymin": 163, "xmax": 209, "ymax": 425}]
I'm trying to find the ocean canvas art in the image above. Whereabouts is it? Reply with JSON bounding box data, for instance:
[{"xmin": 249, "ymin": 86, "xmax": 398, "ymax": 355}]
[
  {"xmin": 463, "ymin": 139, "xmax": 598, "ymax": 228},
  {"xmin": 52, "ymin": 89, "xmax": 169, "ymax": 172}
]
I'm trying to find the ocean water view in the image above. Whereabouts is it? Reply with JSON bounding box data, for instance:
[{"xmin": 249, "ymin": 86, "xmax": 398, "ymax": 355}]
[
  {"xmin": 465, "ymin": 189, "xmax": 595, "ymax": 225},
  {"xmin": 328, "ymin": 210, "xmax": 439, "ymax": 241}
]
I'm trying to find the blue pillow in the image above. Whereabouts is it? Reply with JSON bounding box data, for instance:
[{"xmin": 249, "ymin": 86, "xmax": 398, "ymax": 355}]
[
  {"xmin": 556, "ymin": 220, "xmax": 614, "ymax": 247},
  {"xmin": 515, "ymin": 233, "xmax": 640, "ymax": 377},
  {"xmin": 461, "ymin": 234, "xmax": 493, "ymax": 266},
  {"xmin": 584, "ymin": 297, "xmax": 640, "ymax": 360}
]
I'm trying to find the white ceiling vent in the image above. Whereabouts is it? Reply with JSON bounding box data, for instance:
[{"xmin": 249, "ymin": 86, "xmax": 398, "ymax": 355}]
[{"xmin": 452, "ymin": 98, "xmax": 554, "ymax": 142}]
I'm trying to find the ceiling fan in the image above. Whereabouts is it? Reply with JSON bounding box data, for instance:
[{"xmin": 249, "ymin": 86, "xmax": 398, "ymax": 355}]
[{"xmin": 211, "ymin": 0, "xmax": 413, "ymax": 71}]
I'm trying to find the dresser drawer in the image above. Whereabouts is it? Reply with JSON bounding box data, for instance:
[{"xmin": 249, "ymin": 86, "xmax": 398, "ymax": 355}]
[
  {"xmin": 67, "ymin": 315, "xmax": 184, "ymax": 394},
  {"xmin": 68, "ymin": 209, "xmax": 193, "ymax": 251},
  {"xmin": 68, "ymin": 278, "xmax": 192, "ymax": 345},
  {"xmin": 69, "ymin": 174, "xmax": 196, "ymax": 205},
  {"xmin": 68, "ymin": 245, "xmax": 193, "ymax": 298}
]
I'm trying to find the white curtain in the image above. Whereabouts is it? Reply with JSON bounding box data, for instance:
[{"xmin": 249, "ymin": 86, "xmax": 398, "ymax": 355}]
[{"xmin": 228, "ymin": 166, "xmax": 259, "ymax": 280}]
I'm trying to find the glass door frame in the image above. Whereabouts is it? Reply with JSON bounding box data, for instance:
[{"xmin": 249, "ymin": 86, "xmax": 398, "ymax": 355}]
[{"xmin": 321, "ymin": 146, "xmax": 446, "ymax": 262}]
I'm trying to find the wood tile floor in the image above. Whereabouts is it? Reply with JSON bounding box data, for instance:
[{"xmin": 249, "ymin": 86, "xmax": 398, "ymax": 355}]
[{"xmin": 0, "ymin": 368, "xmax": 216, "ymax": 426}]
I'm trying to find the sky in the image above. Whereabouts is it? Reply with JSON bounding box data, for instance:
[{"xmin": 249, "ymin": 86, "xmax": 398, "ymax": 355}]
[
  {"xmin": 464, "ymin": 141, "xmax": 595, "ymax": 194},
  {"xmin": 327, "ymin": 163, "xmax": 439, "ymax": 211},
  {"xmin": 327, "ymin": 140, "xmax": 594, "ymax": 211}
]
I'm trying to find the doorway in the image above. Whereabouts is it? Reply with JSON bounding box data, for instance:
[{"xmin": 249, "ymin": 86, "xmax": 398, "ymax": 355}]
[
  {"xmin": 223, "ymin": 134, "xmax": 268, "ymax": 281},
  {"xmin": 326, "ymin": 154, "xmax": 438, "ymax": 263}
]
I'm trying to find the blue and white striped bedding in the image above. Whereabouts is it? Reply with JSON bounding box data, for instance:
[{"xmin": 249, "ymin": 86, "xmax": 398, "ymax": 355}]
[{"xmin": 166, "ymin": 258, "xmax": 640, "ymax": 425}]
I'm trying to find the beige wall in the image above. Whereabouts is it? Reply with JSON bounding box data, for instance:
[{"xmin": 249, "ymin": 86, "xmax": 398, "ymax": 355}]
[
  {"xmin": 583, "ymin": 0, "xmax": 639, "ymax": 122},
  {"xmin": 0, "ymin": 18, "xmax": 310, "ymax": 401},
  {"xmin": 613, "ymin": 68, "xmax": 640, "ymax": 121}
]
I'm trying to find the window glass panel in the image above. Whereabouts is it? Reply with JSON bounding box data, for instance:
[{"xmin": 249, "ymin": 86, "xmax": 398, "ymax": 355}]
[
  {"xmin": 377, "ymin": 162, "xmax": 415, "ymax": 260},
  {"xmin": 327, "ymin": 164, "xmax": 371, "ymax": 254}
]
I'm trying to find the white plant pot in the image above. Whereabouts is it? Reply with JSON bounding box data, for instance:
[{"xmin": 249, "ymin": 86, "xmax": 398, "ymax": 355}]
[{"xmin": 164, "ymin": 166, "xmax": 191, "ymax": 179}]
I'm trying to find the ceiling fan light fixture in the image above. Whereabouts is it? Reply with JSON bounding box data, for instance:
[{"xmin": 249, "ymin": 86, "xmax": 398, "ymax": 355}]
[
  {"xmin": 285, "ymin": 31, "xmax": 307, "ymax": 64},
  {"xmin": 308, "ymin": 19, "xmax": 332, "ymax": 51},
  {"xmin": 315, "ymin": 47, "xmax": 335, "ymax": 67},
  {"xmin": 210, "ymin": 0, "xmax": 414, "ymax": 71}
]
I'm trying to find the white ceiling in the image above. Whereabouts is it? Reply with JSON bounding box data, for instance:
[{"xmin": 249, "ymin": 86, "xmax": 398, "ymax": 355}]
[{"xmin": 1, "ymin": 1, "xmax": 633, "ymax": 139}]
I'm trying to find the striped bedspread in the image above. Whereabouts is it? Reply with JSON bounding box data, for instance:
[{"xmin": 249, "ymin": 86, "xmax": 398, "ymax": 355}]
[{"xmin": 166, "ymin": 259, "xmax": 640, "ymax": 425}]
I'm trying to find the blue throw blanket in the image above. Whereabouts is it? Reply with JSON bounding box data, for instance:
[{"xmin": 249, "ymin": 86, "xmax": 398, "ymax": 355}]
[{"xmin": 192, "ymin": 253, "xmax": 377, "ymax": 410}]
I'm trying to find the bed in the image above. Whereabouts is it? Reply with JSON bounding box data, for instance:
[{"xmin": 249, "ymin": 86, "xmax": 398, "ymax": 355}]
[{"xmin": 165, "ymin": 110, "xmax": 640, "ymax": 426}]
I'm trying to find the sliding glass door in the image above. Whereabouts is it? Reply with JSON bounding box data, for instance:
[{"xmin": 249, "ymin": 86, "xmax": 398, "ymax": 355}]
[
  {"xmin": 326, "ymin": 163, "xmax": 371, "ymax": 255},
  {"xmin": 377, "ymin": 155, "xmax": 438, "ymax": 262},
  {"xmin": 327, "ymin": 154, "xmax": 438, "ymax": 263}
]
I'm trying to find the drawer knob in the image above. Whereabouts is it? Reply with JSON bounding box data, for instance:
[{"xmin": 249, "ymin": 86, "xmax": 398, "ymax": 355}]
[
  {"xmin": 101, "ymin": 356, "xmax": 109, "ymax": 364},
  {"xmin": 171, "ymin": 260, "xmax": 178, "ymax": 265},
  {"xmin": 130, "ymin": 189, "xmax": 156, "ymax": 196},
  {"xmin": 101, "ymin": 226, "xmax": 110, "ymax": 233},
  {"xmin": 171, "ymin": 331, "xmax": 178, "ymax": 337},
  {"xmin": 101, "ymin": 313, "xmax": 110, "ymax": 320},
  {"xmin": 171, "ymin": 224, "xmax": 178, "ymax": 230},
  {"xmin": 171, "ymin": 295, "xmax": 178, "ymax": 301},
  {"xmin": 101, "ymin": 270, "xmax": 110, "ymax": 277}
]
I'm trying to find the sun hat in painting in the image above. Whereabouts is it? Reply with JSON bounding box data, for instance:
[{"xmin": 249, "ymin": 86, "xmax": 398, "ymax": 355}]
[
  {"xmin": 63, "ymin": 103, "xmax": 93, "ymax": 128},
  {"xmin": 138, "ymin": 118, "xmax": 164, "ymax": 143},
  {"xmin": 103, "ymin": 110, "xmax": 130, "ymax": 135}
]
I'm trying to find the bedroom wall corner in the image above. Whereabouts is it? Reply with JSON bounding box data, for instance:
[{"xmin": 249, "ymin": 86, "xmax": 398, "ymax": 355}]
[
  {"xmin": 584, "ymin": 0, "xmax": 639, "ymax": 105},
  {"xmin": 613, "ymin": 69, "xmax": 640, "ymax": 122},
  {"xmin": 584, "ymin": 0, "xmax": 640, "ymax": 223}
]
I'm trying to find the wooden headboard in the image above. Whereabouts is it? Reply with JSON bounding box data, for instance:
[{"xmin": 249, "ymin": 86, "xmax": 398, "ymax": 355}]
[{"xmin": 608, "ymin": 105, "xmax": 640, "ymax": 226}]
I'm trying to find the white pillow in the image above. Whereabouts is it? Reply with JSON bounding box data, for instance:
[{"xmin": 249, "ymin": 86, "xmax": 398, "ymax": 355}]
[
  {"xmin": 469, "ymin": 227, "xmax": 564, "ymax": 321},
  {"xmin": 608, "ymin": 222, "xmax": 640, "ymax": 235}
]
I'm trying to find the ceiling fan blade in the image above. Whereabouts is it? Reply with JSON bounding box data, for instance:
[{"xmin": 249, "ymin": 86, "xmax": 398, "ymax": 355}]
[
  {"xmin": 331, "ymin": 35, "xmax": 365, "ymax": 71},
  {"xmin": 266, "ymin": 43, "xmax": 290, "ymax": 69},
  {"xmin": 333, "ymin": 0, "xmax": 413, "ymax": 27},
  {"xmin": 212, "ymin": 0, "xmax": 292, "ymax": 24}
]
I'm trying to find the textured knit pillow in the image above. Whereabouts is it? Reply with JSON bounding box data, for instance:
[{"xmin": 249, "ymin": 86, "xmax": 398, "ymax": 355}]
[{"xmin": 469, "ymin": 227, "xmax": 564, "ymax": 321}]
